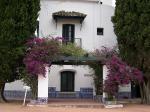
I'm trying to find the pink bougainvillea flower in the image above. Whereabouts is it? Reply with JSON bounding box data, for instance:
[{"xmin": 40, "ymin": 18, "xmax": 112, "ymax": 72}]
[
  {"xmin": 104, "ymin": 55, "xmax": 143, "ymax": 96},
  {"xmin": 24, "ymin": 37, "xmax": 61, "ymax": 77}
]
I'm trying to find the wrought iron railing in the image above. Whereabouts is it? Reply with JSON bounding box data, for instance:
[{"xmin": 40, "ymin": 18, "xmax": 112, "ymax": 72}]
[
  {"xmin": 61, "ymin": 38, "xmax": 82, "ymax": 48},
  {"xmin": 74, "ymin": 38, "xmax": 82, "ymax": 48}
]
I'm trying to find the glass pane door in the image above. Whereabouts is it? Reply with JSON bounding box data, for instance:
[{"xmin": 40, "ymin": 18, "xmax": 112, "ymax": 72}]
[{"xmin": 62, "ymin": 24, "xmax": 75, "ymax": 43}]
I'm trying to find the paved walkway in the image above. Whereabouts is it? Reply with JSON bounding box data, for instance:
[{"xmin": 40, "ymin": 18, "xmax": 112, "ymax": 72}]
[{"xmin": 0, "ymin": 99, "xmax": 150, "ymax": 112}]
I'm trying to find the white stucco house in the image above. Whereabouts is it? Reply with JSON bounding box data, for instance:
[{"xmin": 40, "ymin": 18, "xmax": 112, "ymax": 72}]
[{"xmin": 4, "ymin": 0, "xmax": 133, "ymax": 103}]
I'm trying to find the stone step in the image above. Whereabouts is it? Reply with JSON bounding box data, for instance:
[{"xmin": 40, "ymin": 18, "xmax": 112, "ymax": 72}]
[
  {"xmin": 48, "ymin": 104, "xmax": 102, "ymax": 108},
  {"xmin": 57, "ymin": 92, "xmax": 76, "ymax": 98}
]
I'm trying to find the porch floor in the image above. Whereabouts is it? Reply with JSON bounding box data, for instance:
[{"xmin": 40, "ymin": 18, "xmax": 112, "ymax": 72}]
[{"xmin": 47, "ymin": 98, "xmax": 103, "ymax": 108}]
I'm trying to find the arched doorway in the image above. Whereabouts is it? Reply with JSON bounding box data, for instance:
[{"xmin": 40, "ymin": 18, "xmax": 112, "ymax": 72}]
[{"xmin": 61, "ymin": 71, "xmax": 75, "ymax": 92}]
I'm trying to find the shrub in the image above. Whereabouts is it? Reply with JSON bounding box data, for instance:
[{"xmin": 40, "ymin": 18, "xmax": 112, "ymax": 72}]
[{"xmin": 104, "ymin": 55, "xmax": 143, "ymax": 98}]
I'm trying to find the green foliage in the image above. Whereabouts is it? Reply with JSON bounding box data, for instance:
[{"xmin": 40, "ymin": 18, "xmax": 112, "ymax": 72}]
[
  {"xmin": 0, "ymin": 0, "xmax": 40, "ymax": 46},
  {"xmin": 0, "ymin": 0, "xmax": 40, "ymax": 82},
  {"xmin": 112, "ymin": 0, "xmax": 150, "ymax": 104},
  {"xmin": 89, "ymin": 47, "xmax": 117, "ymax": 95},
  {"xmin": 20, "ymin": 68, "xmax": 38, "ymax": 99},
  {"xmin": 61, "ymin": 43, "xmax": 86, "ymax": 57},
  {"xmin": 0, "ymin": 0, "xmax": 40, "ymax": 101},
  {"xmin": 112, "ymin": 0, "xmax": 150, "ymax": 73},
  {"xmin": 89, "ymin": 63, "xmax": 103, "ymax": 95},
  {"xmin": 0, "ymin": 47, "xmax": 24, "ymax": 82}
]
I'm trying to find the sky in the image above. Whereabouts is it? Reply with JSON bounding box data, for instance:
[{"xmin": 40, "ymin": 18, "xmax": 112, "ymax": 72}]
[{"xmin": 112, "ymin": 0, "xmax": 116, "ymax": 7}]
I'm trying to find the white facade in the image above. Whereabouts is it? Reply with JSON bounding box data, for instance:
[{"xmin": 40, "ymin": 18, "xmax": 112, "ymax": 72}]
[
  {"xmin": 39, "ymin": 0, "xmax": 117, "ymax": 98},
  {"xmin": 42, "ymin": 0, "xmax": 113, "ymax": 6},
  {"xmin": 39, "ymin": 0, "xmax": 117, "ymax": 51},
  {"xmin": 5, "ymin": 0, "xmax": 118, "ymax": 100},
  {"xmin": 49, "ymin": 65, "xmax": 94, "ymax": 92}
]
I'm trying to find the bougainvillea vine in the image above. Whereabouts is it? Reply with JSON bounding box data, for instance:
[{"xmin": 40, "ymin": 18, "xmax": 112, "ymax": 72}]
[
  {"xmin": 24, "ymin": 38, "xmax": 61, "ymax": 76},
  {"xmin": 104, "ymin": 55, "xmax": 143, "ymax": 97}
]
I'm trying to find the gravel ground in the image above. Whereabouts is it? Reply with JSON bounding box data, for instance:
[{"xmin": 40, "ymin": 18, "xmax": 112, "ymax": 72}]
[{"xmin": 0, "ymin": 102, "xmax": 150, "ymax": 112}]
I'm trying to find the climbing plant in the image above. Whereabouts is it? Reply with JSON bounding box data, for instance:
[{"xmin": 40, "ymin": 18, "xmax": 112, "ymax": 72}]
[
  {"xmin": 61, "ymin": 43, "xmax": 85, "ymax": 57},
  {"xmin": 89, "ymin": 47, "xmax": 118, "ymax": 95},
  {"xmin": 104, "ymin": 55, "xmax": 143, "ymax": 100},
  {"xmin": 24, "ymin": 38, "xmax": 86, "ymax": 76},
  {"xmin": 89, "ymin": 63, "xmax": 103, "ymax": 95},
  {"xmin": 24, "ymin": 38, "xmax": 61, "ymax": 76},
  {"xmin": 23, "ymin": 37, "xmax": 85, "ymax": 99}
]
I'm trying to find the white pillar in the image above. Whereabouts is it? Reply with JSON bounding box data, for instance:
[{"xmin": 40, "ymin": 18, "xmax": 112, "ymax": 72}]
[
  {"xmin": 103, "ymin": 65, "xmax": 108, "ymax": 102},
  {"xmin": 38, "ymin": 67, "xmax": 49, "ymax": 104}
]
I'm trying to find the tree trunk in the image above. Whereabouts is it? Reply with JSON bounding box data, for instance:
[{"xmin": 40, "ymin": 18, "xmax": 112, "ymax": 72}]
[
  {"xmin": 140, "ymin": 80, "xmax": 150, "ymax": 104},
  {"xmin": 31, "ymin": 82, "xmax": 38, "ymax": 100},
  {"xmin": 30, "ymin": 76, "xmax": 38, "ymax": 100},
  {"xmin": 140, "ymin": 84, "xmax": 144, "ymax": 103},
  {"xmin": 0, "ymin": 82, "xmax": 8, "ymax": 102}
]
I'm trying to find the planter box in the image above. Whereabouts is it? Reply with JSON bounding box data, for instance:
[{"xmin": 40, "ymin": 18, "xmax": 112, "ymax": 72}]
[
  {"xmin": 105, "ymin": 100, "xmax": 117, "ymax": 105},
  {"xmin": 104, "ymin": 104, "xmax": 123, "ymax": 108},
  {"xmin": 104, "ymin": 100, "xmax": 123, "ymax": 108}
]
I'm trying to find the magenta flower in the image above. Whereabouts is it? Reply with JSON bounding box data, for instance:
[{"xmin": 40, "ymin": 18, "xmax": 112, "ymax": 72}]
[
  {"xmin": 104, "ymin": 55, "xmax": 143, "ymax": 96},
  {"xmin": 24, "ymin": 37, "xmax": 60, "ymax": 77}
]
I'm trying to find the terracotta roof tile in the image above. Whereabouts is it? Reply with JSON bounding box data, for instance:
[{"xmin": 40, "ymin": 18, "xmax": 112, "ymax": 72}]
[{"xmin": 52, "ymin": 10, "xmax": 87, "ymax": 18}]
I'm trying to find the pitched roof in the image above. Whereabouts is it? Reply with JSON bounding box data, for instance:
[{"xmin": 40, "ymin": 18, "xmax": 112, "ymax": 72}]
[{"xmin": 52, "ymin": 10, "xmax": 87, "ymax": 22}]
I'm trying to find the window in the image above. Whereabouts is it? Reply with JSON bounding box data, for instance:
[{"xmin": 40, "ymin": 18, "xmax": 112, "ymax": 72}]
[
  {"xmin": 62, "ymin": 24, "xmax": 75, "ymax": 44},
  {"xmin": 97, "ymin": 28, "xmax": 104, "ymax": 35}
]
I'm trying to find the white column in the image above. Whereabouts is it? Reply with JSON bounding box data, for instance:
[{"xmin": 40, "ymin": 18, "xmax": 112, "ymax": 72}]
[
  {"xmin": 103, "ymin": 65, "xmax": 108, "ymax": 102},
  {"xmin": 38, "ymin": 66, "xmax": 49, "ymax": 104}
]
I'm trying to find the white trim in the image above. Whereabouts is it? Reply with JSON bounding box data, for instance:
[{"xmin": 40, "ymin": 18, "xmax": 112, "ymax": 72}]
[
  {"xmin": 41, "ymin": 0, "xmax": 100, "ymax": 3},
  {"xmin": 59, "ymin": 69, "xmax": 77, "ymax": 73}
]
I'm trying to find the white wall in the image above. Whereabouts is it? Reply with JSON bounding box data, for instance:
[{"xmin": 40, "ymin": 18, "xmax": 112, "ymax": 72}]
[
  {"xmin": 43, "ymin": 0, "xmax": 113, "ymax": 6},
  {"xmin": 49, "ymin": 65, "xmax": 95, "ymax": 93},
  {"xmin": 39, "ymin": 0, "xmax": 117, "ymax": 51},
  {"xmin": 5, "ymin": 80, "xmax": 25, "ymax": 91},
  {"xmin": 119, "ymin": 84, "xmax": 131, "ymax": 92},
  {"xmin": 101, "ymin": 0, "xmax": 112, "ymax": 6}
]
